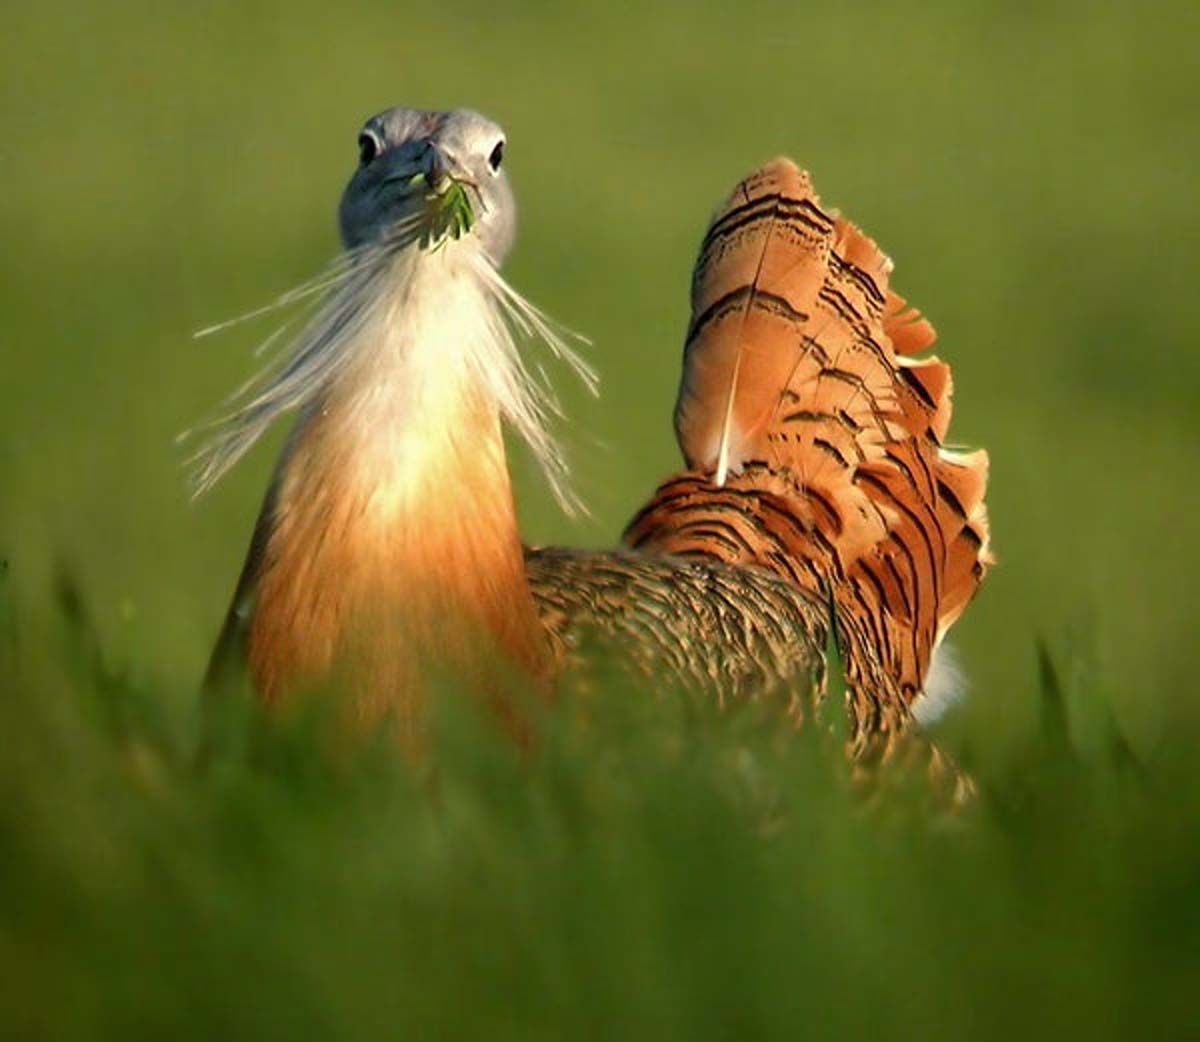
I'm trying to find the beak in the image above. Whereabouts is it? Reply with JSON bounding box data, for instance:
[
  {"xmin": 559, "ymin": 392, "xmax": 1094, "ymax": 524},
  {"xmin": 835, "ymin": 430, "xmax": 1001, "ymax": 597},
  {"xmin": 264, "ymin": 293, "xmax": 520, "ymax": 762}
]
[
  {"xmin": 420, "ymin": 143, "xmax": 451, "ymax": 195},
  {"xmin": 379, "ymin": 141, "xmax": 453, "ymax": 199}
]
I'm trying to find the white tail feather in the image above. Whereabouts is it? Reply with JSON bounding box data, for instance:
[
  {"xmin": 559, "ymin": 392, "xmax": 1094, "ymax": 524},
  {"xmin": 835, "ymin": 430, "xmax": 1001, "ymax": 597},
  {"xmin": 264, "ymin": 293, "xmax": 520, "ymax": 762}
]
[{"xmin": 911, "ymin": 642, "xmax": 968, "ymax": 727}]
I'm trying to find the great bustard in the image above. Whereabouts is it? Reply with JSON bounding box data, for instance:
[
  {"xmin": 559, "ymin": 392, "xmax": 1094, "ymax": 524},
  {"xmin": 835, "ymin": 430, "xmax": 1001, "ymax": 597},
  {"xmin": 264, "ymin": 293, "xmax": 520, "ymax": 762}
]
[{"xmin": 193, "ymin": 107, "xmax": 991, "ymax": 763}]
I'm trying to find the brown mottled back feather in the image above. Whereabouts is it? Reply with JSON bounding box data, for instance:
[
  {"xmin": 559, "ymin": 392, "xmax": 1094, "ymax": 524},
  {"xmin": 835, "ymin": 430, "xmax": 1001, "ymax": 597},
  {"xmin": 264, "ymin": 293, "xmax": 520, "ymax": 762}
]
[{"xmin": 524, "ymin": 546, "xmax": 975, "ymax": 803}]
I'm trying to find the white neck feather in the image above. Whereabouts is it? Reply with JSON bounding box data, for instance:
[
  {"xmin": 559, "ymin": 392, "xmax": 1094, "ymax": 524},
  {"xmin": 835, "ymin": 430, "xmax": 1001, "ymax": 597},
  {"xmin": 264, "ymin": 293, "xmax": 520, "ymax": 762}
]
[
  {"xmin": 189, "ymin": 235, "xmax": 594, "ymax": 513},
  {"xmin": 296, "ymin": 245, "xmax": 498, "ymax": 522}
]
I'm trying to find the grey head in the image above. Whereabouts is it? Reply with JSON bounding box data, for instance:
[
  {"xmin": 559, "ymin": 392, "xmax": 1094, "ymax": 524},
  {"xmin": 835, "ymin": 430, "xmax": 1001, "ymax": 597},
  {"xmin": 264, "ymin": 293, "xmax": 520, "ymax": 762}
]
[{"xmin": 338, "ymin": 107, "xmax": 515, "ymax": 265}]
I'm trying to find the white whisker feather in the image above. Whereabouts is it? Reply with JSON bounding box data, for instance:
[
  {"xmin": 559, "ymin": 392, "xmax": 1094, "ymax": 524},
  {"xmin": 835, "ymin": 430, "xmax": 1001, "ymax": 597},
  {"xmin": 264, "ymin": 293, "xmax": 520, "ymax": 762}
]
[{"xmin": 183, "ymin": 230, "xmax": 595, "ymax": 515}]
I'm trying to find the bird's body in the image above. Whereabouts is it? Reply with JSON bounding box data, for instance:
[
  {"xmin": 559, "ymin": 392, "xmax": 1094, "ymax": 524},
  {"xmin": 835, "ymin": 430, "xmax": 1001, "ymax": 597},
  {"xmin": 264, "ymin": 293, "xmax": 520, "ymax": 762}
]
[{"xmin": 198, "ymin": 107, "xmax": 990, "ymax": 755}]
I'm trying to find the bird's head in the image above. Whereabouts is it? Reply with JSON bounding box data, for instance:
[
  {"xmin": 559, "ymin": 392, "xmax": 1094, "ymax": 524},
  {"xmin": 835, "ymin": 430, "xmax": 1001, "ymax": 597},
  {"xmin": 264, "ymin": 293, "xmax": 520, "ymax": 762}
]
[{"xmin": 338, "ymin": 107, "xmax": 515, "ymax": 264}]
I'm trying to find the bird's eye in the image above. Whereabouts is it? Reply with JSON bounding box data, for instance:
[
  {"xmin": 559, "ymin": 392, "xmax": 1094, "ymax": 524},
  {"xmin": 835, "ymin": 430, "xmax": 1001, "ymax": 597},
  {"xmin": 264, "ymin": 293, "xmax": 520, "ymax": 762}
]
[
  {"xmin": 488, "ymin": 140, "xmax": 505, "ymax": 172},
  {"xmin": 358, "ymin": 130, "xmax": 381, "ymax": 166}
]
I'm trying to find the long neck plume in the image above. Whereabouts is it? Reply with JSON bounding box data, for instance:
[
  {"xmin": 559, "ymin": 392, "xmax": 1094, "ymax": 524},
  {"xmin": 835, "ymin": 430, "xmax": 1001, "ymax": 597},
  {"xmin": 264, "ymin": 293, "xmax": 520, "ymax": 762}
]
[{"xmin": 197, "ymin": 234, "xmax": 594, "ymax": 721}]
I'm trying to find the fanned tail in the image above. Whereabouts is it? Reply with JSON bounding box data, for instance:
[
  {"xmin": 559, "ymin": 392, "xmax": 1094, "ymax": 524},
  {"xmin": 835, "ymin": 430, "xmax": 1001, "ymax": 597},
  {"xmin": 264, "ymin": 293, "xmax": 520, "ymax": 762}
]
[{"xmin": 628, "ymin": 158, "xmax": 992, "ymax": 719}]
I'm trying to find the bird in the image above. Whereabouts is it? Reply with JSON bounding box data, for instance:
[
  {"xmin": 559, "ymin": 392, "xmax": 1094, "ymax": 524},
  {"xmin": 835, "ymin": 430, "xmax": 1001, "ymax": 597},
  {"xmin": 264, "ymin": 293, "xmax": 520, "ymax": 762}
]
[{"xmin": 193, "ymin": 106, "xmax": 991, "ymax": 764}]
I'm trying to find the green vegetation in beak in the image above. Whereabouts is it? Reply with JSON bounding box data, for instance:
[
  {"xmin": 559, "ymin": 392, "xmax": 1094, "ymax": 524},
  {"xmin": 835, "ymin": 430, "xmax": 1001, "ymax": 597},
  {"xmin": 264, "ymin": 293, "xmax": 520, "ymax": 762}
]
[{"xmin": 409, "ymin": 173, "xmax": 476, "ymax": 249}]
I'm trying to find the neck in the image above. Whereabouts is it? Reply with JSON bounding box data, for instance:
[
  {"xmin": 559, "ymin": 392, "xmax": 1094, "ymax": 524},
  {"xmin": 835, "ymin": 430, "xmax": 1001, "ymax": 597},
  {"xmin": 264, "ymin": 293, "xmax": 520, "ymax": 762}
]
[{"xmin": 241, "ymin": 246, "xmax": 546, "ymax": 722}]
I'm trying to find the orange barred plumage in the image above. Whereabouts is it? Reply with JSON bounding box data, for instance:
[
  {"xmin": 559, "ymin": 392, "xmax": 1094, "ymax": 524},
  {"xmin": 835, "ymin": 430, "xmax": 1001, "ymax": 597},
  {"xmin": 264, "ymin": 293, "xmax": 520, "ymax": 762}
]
[{"xmin": 622, "ymin": 158, "xmax": 992, "ymax": 716}]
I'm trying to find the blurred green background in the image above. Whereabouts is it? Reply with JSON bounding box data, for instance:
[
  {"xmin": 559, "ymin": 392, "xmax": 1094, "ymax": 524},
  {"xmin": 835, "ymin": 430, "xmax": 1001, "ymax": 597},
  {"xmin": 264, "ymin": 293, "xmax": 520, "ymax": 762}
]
[{"xmin": 3, "ymin": 2, "xmax": 1200, "ymax": 1038}]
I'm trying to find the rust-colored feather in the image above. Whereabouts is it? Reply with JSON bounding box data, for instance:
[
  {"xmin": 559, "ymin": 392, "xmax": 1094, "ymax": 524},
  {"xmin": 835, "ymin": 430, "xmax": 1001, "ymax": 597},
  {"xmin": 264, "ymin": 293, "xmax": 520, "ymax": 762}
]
[
  {"xmin": 675, "ymin": 161, "xmax": 834, "ymax": 483},
  {"xmin": 631, "ymin": 158, "xmax": 991, "ymax": 713}
]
